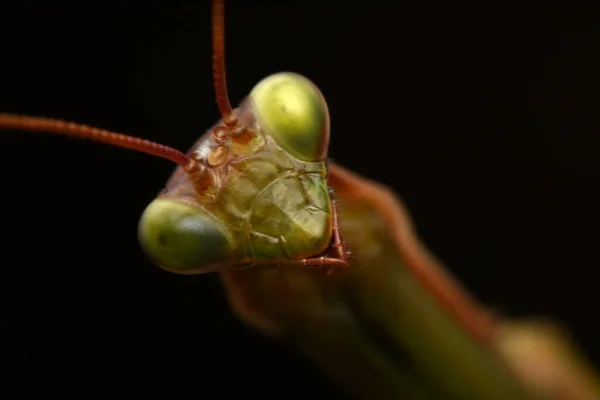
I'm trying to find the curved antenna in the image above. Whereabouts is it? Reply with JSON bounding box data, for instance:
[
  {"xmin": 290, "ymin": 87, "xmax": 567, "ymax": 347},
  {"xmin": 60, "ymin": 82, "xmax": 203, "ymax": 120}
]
[
  {"xmin": 0, "ymin": 113, "xmax": 200, "ymax": 173},
  {"xmin": 212, "ymin": 0, "xmax": 236, "ymax": 128}
]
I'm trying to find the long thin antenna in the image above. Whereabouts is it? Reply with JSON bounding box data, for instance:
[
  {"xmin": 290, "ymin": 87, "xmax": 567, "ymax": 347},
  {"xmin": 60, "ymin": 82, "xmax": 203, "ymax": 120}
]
[
  {"xmin": 0, "ymin": 113, "xmax": 196, "ymax": 171},
  {"xmin": 0, "ymin": 0, "xmax": 240, "ymax": 194},
  {"xmin": 211, "ymin": 0, "xmax": 236, "ymax": 128}
]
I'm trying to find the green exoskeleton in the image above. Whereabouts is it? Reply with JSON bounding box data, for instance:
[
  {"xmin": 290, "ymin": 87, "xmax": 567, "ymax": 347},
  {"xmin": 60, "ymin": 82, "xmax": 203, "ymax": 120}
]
[
  {"xmin": 138, "ymin": 70, "xmax": 349, "ymax": 275},
  {"xmin": 3, "ymin": 1, "xmax": 599, "ymax": 399}
]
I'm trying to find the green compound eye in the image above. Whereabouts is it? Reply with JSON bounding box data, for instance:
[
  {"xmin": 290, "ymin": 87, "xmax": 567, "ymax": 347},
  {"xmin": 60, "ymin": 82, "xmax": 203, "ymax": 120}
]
[
  {"xmin": 250, "ymin": 72, "xmax": 330, "ymax": 162},
  {"xmin": 138, "ymin": 199, "xmax": 235, "ymax": 273}
]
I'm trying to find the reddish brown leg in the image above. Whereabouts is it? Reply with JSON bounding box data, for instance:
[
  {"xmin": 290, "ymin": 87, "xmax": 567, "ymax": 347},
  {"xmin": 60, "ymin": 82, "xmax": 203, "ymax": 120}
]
[{"xmin": 287, "ymin": 188, "xmax": 351, "ymax": 276}]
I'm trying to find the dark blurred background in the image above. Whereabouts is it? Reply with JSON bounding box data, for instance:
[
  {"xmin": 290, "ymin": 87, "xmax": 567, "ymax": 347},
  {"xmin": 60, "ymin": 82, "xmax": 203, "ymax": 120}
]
[{"xmin": 1, "ymin": 2, "xmax": 599, "ymax": 399}]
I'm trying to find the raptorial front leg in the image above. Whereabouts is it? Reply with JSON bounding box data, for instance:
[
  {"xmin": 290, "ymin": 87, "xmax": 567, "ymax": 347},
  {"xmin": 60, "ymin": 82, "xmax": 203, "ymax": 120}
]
[{"xmin": 287, "ymin": 188, "xmax": 352, "ymax": 276}]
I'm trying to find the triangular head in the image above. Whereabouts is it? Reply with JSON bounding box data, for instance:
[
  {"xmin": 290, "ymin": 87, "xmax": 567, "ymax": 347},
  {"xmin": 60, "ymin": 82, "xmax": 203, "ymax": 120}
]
[{"xmin": 138, "ymin": 71, "xmax": 348, "ymax": 274}]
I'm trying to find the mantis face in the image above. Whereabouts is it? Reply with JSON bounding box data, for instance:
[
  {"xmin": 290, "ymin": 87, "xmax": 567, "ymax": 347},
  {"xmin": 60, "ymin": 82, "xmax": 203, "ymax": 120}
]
[{"xmin": 138, "ymin": 72, "xmax": 335, "ymax": 274}]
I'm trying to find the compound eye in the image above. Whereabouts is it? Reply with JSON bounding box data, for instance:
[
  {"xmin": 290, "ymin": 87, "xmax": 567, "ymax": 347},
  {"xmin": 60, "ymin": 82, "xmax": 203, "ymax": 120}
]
[
  {"xmin": 138, "ymin": 199, "xmax": 234, "ymax": 273},
  {"xmin": 250, "ymin": 72, "xmax": 330, "ymax": 162}
]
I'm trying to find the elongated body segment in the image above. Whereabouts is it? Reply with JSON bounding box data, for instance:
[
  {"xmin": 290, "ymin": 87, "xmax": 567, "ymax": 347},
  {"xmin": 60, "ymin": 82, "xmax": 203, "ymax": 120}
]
[{"xmin": 218, "ymin": 164, "xmax": 530, "ymax": 399}]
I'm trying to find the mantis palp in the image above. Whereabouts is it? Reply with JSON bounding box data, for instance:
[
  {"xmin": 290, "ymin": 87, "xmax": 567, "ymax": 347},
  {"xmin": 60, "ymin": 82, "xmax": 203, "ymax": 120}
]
[{"xmin": 1, "ymin": 2, "xmax": 599, "ymax": 399}]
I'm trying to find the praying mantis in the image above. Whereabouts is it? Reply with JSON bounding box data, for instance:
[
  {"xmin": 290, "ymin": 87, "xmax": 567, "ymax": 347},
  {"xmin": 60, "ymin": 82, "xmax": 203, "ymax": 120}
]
[{"xmin": 2, "ymin": 2, "xmax": 600, "ymax": 399}]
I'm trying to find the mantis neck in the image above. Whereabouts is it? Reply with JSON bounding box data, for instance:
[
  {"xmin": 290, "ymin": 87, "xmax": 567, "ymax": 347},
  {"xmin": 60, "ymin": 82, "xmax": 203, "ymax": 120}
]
[{"xmin": 220, "ymin": 191, "xmax": 533, "ymax": 399}]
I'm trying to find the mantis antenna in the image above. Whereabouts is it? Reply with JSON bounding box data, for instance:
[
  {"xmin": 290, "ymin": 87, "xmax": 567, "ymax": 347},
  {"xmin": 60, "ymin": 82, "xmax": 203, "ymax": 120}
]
[
  {"xmin": 211, "ymin": 0, "xmax": 254, "ymax": 144},
  {"xmin": 0, "ymin": 0, "xmax": 243, "ymax": 196},
  {"xmin": 0, "ymin": 114, "xmax": 194, "ymax": 169},
  {"xmin": 0, "ymin": 112, "xmax": 214, "ymax": 195},
  {"xmin": 212, "ymin": 0, "xmax": 234, "ymax": 126}
]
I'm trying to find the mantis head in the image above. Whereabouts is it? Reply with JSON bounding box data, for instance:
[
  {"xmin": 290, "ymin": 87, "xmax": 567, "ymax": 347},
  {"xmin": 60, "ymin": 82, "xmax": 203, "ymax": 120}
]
[
  {"xmin": 137, "ymin": 0, "xmax": 337, "ymax": 274},
  {"xmin": 138, "ymin": 71, "xmax": 332, "ymax": 273}
]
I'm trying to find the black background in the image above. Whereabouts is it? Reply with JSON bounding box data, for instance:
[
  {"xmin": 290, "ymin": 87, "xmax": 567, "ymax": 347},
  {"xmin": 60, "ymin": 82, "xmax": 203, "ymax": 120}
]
[{"xmin": 1, "ymin": 2, "xmax": 600, "ymax": 399}]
